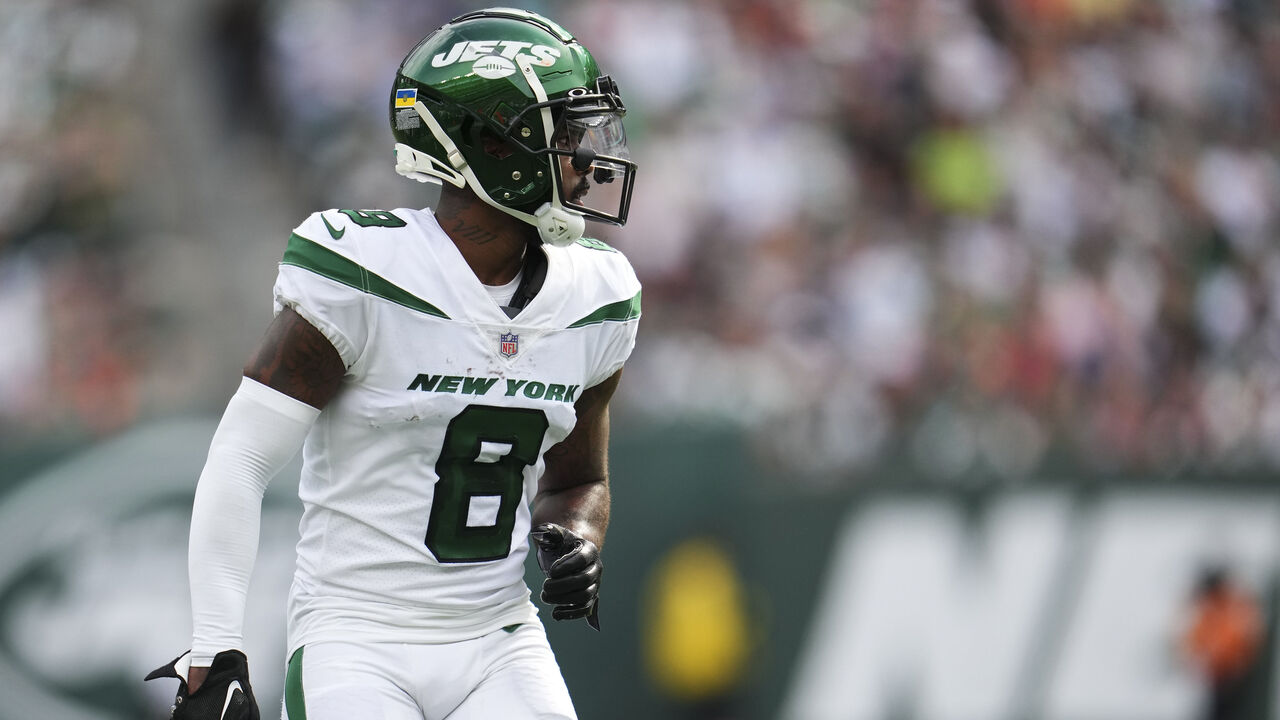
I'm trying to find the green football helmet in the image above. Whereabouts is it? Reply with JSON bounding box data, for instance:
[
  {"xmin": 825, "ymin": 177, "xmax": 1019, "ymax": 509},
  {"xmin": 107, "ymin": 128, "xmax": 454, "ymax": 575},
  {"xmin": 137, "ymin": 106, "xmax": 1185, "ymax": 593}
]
[{"xmin": 391, "ymin": 8, "xmax": 636, "ymax": 246}]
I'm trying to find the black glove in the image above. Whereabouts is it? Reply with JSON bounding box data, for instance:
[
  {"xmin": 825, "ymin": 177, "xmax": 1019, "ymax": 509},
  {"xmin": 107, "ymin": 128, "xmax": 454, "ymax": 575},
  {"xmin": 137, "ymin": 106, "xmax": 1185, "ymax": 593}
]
[
  {"xmin": 144, "ymin": 650, "xmax": 260, "ymax": 720},
  {"xmin": 531, "ymin": 522, "xmax": 602, "ymax": 630}
]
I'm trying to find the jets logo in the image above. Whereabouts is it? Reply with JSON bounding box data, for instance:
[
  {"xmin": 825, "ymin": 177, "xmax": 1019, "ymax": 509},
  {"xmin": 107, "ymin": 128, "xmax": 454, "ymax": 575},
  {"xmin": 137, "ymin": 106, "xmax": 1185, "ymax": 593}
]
[
  {"xmin": 431, "ymin": 40, "xmax": 562, "ymax": 70},
  {"xmin": 0, "ymin": 420, "xmax": 300, "ymax": 717}
]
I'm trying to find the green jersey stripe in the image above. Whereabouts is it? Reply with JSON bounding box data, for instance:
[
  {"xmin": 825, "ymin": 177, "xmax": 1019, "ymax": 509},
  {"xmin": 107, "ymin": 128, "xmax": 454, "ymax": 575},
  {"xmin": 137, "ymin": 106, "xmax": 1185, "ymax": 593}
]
[
  {"xmin": 282, "ymin": 233, "xmax": 450, "ymax": 319},
  {"xmin": 567, "ymin": 290, "xmax": 641, "ymax": 328}
]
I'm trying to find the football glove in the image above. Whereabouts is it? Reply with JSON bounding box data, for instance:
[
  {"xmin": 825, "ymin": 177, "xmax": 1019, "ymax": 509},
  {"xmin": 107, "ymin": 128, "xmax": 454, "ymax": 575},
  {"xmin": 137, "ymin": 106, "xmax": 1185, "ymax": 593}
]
[
  {"xmin": 144, "ymin": 650, "xmax": 260, "ymax": 720},
  {"xmin": 531, "ymin": 522, "xmax": 602, "ymax": 630}
]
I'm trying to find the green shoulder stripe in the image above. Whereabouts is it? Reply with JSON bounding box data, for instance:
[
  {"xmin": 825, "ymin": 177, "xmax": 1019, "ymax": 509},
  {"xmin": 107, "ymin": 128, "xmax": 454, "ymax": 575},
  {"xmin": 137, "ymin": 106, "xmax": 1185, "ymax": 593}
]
[
  {"xmin": 568, "ymin": 290, "xmax": 641, "ymax": 328},
  {"xmin": 281, "ymin": 233, "xmax": 449, "ymax": 319}
]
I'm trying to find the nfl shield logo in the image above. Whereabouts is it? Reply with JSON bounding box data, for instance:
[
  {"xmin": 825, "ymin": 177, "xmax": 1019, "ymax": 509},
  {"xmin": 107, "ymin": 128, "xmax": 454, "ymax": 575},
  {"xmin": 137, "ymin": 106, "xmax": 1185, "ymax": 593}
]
[{"xmin": 499, "ymin": 332, "xmax": 519, "ymax": 358}]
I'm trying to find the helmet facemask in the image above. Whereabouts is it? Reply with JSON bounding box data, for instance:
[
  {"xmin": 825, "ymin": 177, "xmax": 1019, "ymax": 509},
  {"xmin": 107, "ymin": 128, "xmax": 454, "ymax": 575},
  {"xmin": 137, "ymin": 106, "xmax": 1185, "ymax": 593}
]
[{"xmin": 506, "ymin": 75, "xmax": 636, "ymax": 228}]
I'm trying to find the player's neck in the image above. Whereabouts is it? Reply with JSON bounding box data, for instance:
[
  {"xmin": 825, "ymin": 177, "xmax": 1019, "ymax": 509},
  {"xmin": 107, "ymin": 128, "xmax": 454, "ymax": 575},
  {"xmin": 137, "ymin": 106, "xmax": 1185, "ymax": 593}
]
[{"xmin": 434, "ymin": 189, "xmax": 534, "ymax": 285}]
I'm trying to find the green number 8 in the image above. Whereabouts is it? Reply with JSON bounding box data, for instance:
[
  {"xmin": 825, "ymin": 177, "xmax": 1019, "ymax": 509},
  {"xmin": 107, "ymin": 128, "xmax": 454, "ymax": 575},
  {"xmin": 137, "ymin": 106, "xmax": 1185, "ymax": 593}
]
[{"xmin": 426, "ymin": 405, "xmax": 549, "ymax": 563}]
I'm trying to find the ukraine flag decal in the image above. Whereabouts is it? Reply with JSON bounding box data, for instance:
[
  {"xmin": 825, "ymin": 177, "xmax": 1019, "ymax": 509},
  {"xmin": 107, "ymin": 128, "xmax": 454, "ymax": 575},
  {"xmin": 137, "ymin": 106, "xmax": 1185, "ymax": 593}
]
[{"xmin": 394, "ymin": 88, "xmax": 417, "ymax": 108}]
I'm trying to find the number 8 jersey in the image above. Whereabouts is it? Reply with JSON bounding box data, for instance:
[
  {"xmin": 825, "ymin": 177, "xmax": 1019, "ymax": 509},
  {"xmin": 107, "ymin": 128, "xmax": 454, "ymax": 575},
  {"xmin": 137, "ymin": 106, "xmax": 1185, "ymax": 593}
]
[{"xmin": 272, "ymin": 207, "xmax": 640, "ymax": 655}]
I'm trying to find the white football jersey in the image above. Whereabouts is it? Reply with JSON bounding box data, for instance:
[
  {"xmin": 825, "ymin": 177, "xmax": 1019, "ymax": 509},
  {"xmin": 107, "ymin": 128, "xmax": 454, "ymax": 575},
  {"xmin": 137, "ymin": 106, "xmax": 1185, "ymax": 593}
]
[{"xmin": 272, "ymin": 207, "xmax": 640, "ymax": 654}]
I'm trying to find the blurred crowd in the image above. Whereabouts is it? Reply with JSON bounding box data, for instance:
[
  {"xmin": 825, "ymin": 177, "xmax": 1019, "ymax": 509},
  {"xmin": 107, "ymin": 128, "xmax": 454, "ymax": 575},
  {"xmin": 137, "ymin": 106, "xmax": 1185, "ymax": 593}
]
[
  {"xmin": 2, "ymin": 0, "xmax": 1279, "ymax": 485},
  {"xmin": 0, "ymin": 1, "xmax": 145, "ymax": 443}
]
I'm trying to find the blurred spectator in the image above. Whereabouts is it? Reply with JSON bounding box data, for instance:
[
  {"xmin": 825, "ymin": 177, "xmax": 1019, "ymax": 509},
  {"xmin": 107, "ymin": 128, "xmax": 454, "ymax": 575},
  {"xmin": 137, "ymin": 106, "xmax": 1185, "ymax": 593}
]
[
  {"xmin": 205, "ymin": 0, "xmax": 277, "ymax": 139},
  {"xmin": 1181, "ymin": 565, "xmax": 1264, "ymax": 720}
]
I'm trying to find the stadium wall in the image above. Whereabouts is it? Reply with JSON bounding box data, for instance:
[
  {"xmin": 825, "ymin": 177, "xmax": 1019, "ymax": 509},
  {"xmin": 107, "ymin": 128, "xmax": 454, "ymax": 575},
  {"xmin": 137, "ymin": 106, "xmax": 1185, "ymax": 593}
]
[{"xmin": 0, "ymin": 421, "xmax": 1276, "ymax": 719}]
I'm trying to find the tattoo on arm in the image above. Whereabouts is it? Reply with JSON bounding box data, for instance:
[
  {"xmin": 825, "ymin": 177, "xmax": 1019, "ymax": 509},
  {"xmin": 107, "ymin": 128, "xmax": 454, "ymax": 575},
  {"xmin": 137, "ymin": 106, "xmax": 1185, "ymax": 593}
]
[{"xmin": 244, "ymin": 307, "xmax": 346, "ymax": 409}]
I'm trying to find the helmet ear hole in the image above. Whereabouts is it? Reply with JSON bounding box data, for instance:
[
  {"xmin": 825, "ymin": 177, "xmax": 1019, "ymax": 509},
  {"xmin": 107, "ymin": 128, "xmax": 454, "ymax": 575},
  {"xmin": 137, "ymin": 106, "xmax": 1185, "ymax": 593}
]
[{"xmin": 478, "ymin": 128, "xmax": 515, "ymax": 160}]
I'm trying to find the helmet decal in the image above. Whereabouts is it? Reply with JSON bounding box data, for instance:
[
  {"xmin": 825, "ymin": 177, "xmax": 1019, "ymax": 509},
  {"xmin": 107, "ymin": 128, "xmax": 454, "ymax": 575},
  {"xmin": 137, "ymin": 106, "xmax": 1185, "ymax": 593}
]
[
  {"xmin": 429, "ymin": 40, "xmax": 562, "ymax": 69},
  {"xmin": 394, "ymin": 88, "xmax": 417, "ymax": 108},
  {"xmin": 472, "ymin": 56, "xmax": 517, "ymax": 80}
]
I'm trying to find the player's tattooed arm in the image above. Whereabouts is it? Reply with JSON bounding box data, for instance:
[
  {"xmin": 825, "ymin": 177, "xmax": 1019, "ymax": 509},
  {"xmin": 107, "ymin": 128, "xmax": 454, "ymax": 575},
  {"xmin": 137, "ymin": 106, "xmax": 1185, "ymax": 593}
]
[
  {"xmin": 533, "ymin": 368, "xmax": 622, "ymax": 549},
  {"xmin": 243, "ymin": 306, "xmax": 346, "ymax": 410}
]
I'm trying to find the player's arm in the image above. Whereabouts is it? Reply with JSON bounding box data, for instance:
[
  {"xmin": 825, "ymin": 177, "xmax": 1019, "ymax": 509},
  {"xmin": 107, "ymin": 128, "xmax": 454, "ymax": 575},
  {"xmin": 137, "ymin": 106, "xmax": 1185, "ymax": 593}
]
[
  {"xmin": 243, "ymin": 306, "xmax": 348, "ymax": 408},
  {"xmin": 533, "ymin": 367, "xmax": 620, "ymax": 545},
  {"xmin": 181, "ymin": 307, "xmax": 345, "ymax": 696},
  {"xmin": 530, "ymin": 368, "xmax": 621, "ymax": 627}
]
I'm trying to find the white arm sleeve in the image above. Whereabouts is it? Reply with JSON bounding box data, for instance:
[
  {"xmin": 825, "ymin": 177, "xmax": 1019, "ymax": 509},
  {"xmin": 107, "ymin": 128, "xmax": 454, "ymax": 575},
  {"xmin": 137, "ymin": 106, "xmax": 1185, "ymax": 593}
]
[{"xmin": 189, "ymin": 377, "xmax": 320, "ymax": 665}]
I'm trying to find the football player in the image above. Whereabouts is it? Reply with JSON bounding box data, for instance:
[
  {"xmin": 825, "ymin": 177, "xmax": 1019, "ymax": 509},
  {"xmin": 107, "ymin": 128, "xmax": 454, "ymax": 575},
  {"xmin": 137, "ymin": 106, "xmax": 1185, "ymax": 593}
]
[{"xmin": 147, "ymin": 8, "xmax": 639, "ymax": 719}]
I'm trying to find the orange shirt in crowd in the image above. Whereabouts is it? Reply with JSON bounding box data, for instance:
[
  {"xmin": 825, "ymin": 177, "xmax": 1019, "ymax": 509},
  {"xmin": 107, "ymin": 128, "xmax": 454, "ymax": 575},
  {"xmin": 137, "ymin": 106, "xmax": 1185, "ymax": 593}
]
[{"xmin": 1184, "ymin": 587, "xmax": 1263, "ymax": 682}]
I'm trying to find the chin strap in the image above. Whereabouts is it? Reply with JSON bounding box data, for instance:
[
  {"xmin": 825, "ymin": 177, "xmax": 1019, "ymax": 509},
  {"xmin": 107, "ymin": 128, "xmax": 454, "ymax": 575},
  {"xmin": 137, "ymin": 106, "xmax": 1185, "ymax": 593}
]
[
  {"xmin": 394, "ymin": 58, "xmax": 586, "ymax": 247},
  {"xmin": 534, "ymin": 202, "xmax": 585, "ymax": 247}
]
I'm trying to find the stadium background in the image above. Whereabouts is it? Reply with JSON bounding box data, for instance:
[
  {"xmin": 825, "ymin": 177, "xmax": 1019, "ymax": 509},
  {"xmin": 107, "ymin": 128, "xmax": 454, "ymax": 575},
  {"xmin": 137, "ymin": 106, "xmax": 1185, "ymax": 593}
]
[{"xmin": 2, "ymin": 0, "xmax": 1279, "ymax": 718}]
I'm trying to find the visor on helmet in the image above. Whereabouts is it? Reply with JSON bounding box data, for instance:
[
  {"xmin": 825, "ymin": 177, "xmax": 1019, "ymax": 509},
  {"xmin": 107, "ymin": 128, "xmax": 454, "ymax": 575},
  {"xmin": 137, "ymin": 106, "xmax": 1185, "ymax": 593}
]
[
  {"xmin": 545, "ymin": 81, "xmax": 636, "ymax": 225},
  {"xmin": 550, "ymin": 111, "xmax": 635, "ymax": 225}
]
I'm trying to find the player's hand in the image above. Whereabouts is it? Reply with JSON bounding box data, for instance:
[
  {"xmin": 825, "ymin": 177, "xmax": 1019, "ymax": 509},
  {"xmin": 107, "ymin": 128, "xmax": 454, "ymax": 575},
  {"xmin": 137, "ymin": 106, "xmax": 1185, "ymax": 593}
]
[
  {"xmin": 144, "ymin": 650, "xmax": 260, "ymax": 719},
  {"xmin": 531, "ymin": 523, "xmax": 602, "ymax": 630}
]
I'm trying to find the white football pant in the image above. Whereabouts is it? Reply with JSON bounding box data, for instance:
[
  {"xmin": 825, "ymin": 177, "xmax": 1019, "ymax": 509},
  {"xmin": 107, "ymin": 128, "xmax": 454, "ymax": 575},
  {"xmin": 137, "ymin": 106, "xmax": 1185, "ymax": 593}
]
[{"xmin": 282, "ymin": 623, "xmax": 576, "ymax": 719}]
